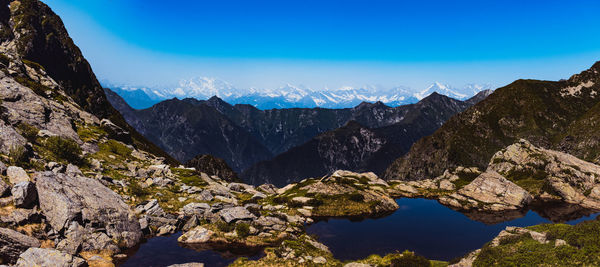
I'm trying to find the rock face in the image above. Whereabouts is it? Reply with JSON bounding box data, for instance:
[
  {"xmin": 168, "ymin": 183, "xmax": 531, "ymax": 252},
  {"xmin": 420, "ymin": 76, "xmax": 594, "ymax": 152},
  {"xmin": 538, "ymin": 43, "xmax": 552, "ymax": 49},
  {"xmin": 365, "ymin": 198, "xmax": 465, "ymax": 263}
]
[
  {"xmin": 0, "ymin": 178, "xmax": 10, "ymax": 196},
  {"xmin": 488, "ymin": 139, "xmax": 600, "ymax": 209},
  {"xmin": 219, "ymin": 206, "xmax": 257, "ymax": 223},
  {"xmin": 385, "ymin": 61, "xmax": 600, "ymax": 181},
  {"xmin": 15, "ymin": 248, "xmax": 86, "ymax": 267},
  {"xmin": 11, "ymin": 181, "xmax": 37, "ymax": 208},
  {"xmin": 185, "ymin": 154, "xmax": 239, "ymax": 182},
  {"xmin": 0, "ymin": 227, "xmax": 41, "ymax": 264},
  {"xmin": 440, "ymin": 171, "xmax": 533, "ymax": 211},
  {"xmin": 35, "ymin": 171, "xmax": 142, "ymax": 248},
  {"xmin": 6, "ymin": 166, "xmax": 29, "ymax": 184},
  {"xmin": 0, "ymin": 121, "xmax": 26, "ymax": 154}
]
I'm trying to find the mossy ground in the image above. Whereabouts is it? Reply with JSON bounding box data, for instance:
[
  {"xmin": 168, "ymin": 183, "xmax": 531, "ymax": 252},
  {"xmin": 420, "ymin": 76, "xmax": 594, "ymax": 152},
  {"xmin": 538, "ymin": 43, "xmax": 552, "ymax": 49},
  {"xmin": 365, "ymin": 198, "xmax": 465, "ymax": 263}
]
[{"xmin": 473, "ymin": 218, "xmax": 600, "ymax": 266}]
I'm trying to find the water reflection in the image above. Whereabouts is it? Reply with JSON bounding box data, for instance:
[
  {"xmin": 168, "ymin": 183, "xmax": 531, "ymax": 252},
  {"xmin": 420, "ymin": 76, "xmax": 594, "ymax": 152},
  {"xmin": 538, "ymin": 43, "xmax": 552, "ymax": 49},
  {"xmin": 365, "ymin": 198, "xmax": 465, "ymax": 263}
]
[
  {"xmin": 119, "ymin": 232, "xmax": 264, "ymax": 267},
  {"xmin": 306, "ymin": 198, "xmax": 600, "ymax": 261}
]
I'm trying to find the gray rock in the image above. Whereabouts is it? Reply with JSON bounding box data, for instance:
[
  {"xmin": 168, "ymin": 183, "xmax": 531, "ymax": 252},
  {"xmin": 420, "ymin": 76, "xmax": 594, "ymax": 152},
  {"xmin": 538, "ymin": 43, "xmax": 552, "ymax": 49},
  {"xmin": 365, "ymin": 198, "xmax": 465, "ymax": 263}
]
[
  {"xmin": 11, "ymin": 181, "xmax": 37, "ymax": 208},
  {"xmin": 228, "ymin": 182, "xmax": 252, "ymax": 192},
  {"xmin": 257, "ymin": 184, "xmax": 278, "ymax": 194},
  {"xmin": 167, "ymin": 263, "xmax": 205, "ymax": 267},
  {"xmin": 178, "ymin": 227, "xmax": 213, "ymax": 243},
  {"xmin": 56, "ymin": 222, "xmax": 85, "ymax": 254},
  {"xmin": 0, "ymin": 178, "xmax": 10, "ymax": 197},
  {"xmin": 183, "ymin": 203, "xmax": 210, "ymax": 217},
  {"xmin": 198, "ymin": 190, "xmax": 214, "ymax": 201},
  {"xmin": 0, "ymin": 160, "xmax": 6, "ymax": 175},
  {"xmin": 142, "ymin": 199, "xmax": 165, "ymax": 217},
  {"xmin": 182, "ymin": 215, "xmax": 199, "ymax": 231},
  {"xmin": 100, "ymin": 119, "xmax": 130, "ymax": 140},
  {"xmin": 2, "ymin": 208, "xmax": 39, "ymax": 225},
  {"xmin": 35, "ymin": 171, "xmax": 142, "ymax": 248},
  {"xmin": 251, "ymin": 192, "xmax": 267, "ymax": 200},
  {"xmin": 15, "ymin": 248, "xmax": 86, "ymax": 267},
  {"xmin": 344, "ymin": 263, "xmax": 372, "ymax": 267},
  {"xmin": 65, "ymin": 164, "xmax": 83, "ymax": 177},
  {"xmin": 440, "ymin": 171, "xmax": 532, "ymax": 211},
  {"xmin": 219, "ymin": 206, "xmax": 257, "ymax": 223},
  {"xmin": 0, "ymin": 228, "xmax": 40, "ymax": 264},
  {"xmin": 0, "ymin": 121, "xmax": 26, "ymax": 155},
  {"xmin": 7, "ymin": 166, "xmax": 29, "ymax": 184}
]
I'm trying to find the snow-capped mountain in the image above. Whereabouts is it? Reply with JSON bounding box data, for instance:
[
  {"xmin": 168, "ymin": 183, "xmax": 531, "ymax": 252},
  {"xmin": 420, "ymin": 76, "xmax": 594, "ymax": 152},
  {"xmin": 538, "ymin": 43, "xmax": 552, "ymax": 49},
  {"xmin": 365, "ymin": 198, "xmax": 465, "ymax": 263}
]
[
  {"xmin": 105, "ymin": 78, "xmax": 492, "ymax": 110},
  {"xmin": 414, "ymin": 82, "xmax": 465, "ymax": 100},
  {"xmin": 172, "ymin": 77, "xmax": 245, "ymax": 99}
]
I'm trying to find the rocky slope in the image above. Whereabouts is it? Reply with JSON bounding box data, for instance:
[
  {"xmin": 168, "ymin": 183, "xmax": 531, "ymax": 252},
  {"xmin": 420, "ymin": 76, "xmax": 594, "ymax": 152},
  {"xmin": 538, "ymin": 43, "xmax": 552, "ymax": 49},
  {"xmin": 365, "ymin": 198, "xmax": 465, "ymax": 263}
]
[
  {"xmin": 185, "ymin": 154, "xmax": 239, "ymax": 182},
  {"xmin": 385, "ymin": 61, "xmax": 600, "ymax": 181},
  {"xmin": 0, "ymin": 0, "xmax": 172, "ymax": 163},
  {"xmin": 0, "ymin": 2, "xmax": 451, "ymax": 266}
]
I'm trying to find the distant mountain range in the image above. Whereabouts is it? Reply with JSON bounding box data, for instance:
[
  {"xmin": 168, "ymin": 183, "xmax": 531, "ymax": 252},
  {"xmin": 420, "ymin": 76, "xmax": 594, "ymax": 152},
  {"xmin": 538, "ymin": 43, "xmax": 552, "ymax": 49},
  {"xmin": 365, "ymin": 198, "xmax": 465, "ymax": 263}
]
[
  {"xmin": 105, "ymin": 87, "xmax": 492, "ymax": 185},
  {"xmin": 104, "ymin": 78, "xmax": 493, "ymax": 110}
]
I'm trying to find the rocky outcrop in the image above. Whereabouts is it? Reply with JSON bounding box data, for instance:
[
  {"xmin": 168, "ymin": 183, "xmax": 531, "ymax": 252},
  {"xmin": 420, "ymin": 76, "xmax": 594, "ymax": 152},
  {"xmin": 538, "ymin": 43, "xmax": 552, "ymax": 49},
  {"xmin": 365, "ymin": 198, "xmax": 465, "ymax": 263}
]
[
  {"xmin": 35, "ymin": 171, "xmax": 142, "ymax": 248},
  {"xmin": 390, "ymin": 140, "xmax": 600, "ymax": 213},
  {"xmin": 440, "ymin": 171, "xmax": 532, "ymax": 211},
  {"xmin": 489, "ymin": 139, "xmax": 600, "ymax": 209},
  {"xmin": 271, "ymin": 170, "xmax": 398, "ymax": 218},
  {"xmin": 15, "ymin": 248, "xmax": 86, "ymax": 267},
  {"xmin": 0, "ymin": 227, "xmax": 40, "ymax": 264}
]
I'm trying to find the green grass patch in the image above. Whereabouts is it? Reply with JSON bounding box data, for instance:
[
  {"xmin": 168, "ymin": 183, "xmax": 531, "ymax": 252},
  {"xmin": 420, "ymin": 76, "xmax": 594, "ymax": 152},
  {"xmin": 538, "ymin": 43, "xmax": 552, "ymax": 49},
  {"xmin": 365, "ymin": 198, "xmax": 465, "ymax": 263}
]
[{"xmin": 76, "ymin": 124, "xmax": 106, "ymax": 142}]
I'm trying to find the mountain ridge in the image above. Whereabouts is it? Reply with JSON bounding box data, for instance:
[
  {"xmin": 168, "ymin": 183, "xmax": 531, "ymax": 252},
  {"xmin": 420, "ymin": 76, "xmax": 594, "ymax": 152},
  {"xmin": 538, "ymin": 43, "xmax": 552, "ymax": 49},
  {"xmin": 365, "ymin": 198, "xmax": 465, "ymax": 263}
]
[
  {"xmin": 241, "ymin": 91, "xmax": 491, "ymax": 186},
  {"xmin": 384, "ymin": 61, "xmax": 600, "ymax": 181}
]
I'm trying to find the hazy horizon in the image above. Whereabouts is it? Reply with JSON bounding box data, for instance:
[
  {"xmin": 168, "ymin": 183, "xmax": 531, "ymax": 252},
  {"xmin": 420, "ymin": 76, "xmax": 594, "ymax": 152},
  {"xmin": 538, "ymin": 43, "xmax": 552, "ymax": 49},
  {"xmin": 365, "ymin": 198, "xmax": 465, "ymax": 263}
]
[{"xmin": 45, "ymin": 0, "xmax": 600, "ymax": 92}]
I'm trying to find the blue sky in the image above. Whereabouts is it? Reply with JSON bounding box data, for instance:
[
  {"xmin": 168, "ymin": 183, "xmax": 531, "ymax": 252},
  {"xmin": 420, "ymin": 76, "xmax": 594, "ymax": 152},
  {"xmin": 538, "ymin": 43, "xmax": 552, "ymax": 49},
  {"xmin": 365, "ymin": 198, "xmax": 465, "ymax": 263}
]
[{"xmin": 45, "ymin": 0, "xmax": 600, "ymax": 91}]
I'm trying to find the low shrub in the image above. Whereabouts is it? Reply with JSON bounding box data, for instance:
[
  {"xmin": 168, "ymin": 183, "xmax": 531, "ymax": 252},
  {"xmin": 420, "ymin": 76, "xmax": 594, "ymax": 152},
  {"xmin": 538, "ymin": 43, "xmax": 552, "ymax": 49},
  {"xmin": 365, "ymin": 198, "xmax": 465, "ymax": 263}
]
[
  {"xmin": 235, "ymin": 223, "xmax": 250, "ymax": 238},
  {"xmin": 348, "ymin": 192, "xmax": 365, "ymax": 202},
  {"xmin": 128, "ymin": 182, "xmax": 149, "ymax": 198},
  {"xmin": 44, "ymin": 136, "xmax": 81, "ymax": 164},
  {"xmin": 16, "ymin": 123, "xmax": 38, "ymax": 143},
  {"xmin": 216, "ymin": 221, "xmax": 234, "ymax": 233},
  {"xmin": 9, "ymin": 145, "xmax": 29, "ymax": 166},
  {"xmin": 390, "ymin": 251, "xmax": 430, "ymax": 267}
]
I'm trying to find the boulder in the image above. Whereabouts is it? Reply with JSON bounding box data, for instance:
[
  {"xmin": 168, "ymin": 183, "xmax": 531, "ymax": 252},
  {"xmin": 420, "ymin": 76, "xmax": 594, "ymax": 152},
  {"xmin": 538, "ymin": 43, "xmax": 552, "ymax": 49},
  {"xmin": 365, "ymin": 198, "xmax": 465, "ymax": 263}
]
[
  {"xmin": 444, "ymin": 171, "xmax": 532, "ymax": 211},
  {"xmin": 35, "ymin": 171, "xmax": 142, "ymax": 248},
  {"xmin": 257, "ymin": 184, "xmax": 278, "ymax": 194},
  {"xmin": 0, "ymin": 160, "xmax": 6, "ymax": 175},
  {"xmin": 218, "ymin": 206, "xmax": 257, "ymax": 223},
  {"xmin": 0, "ymin": 121, "xmax": 26, "ymax": 155},
  {"xmin": 7, "ymin": 166, "xmax": 29, "ymax": 184},
  {"xmin": 11, "ymin": 181, "xmax": 37, "ymax": 208},
  {"xmin": 15, "ymin": 248, "xmax": 86, "ymax": 267},
  {"xmin": 0, "ymin": 228, "xmax": 40, "ymax": 264},
  {"xmin": 137, "ymin": 199, "xmax": 165, "ymax": 217},
  {"xmin": 0, "ymin": 178, "xmax": 10, "ymax": 197},
  {"xmin": 182, "ymin": 203, "xmax": 210, "ymax": 217},
  {"xmin": 167, "ymin": 263, "xmax": 205, "ymax": 267},
  {"xmin": 178, "ymin": 227, "xmax": 213, "ymax": 244}
]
